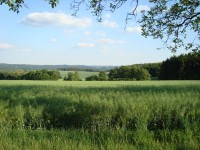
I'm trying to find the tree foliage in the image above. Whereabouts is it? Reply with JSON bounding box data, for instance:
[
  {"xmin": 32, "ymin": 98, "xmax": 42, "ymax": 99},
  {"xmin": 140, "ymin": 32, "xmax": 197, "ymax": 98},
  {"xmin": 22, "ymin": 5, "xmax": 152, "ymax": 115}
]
[
  {"xmin": 0, "ymin": 70, "xmax": 25, "ymax": 80},
  {"xmin": 0, "ymin": 70, "xmax": 62, "ymax": 80},
  {"xmin": 140, "ymin": 0, "xmax": 200, "ymax": 52},
  {"xmin": 85, "ymin": 75, "xmax": 99, "ymax": 81},
  {"xmin": 85, "ymin": 71, "xmax": 108, "ymax": 81},
  {"xmin": 159, "ymin": 51, "xmax": 200, "ymax": 80},
  {"xmin": 22, "ymin": 70, "xmax": 62, "ymax": 80},
  {"xmin": 98, "ymin": 71, "xmax": 108, "ymax": 81},
  {"xmin": 133, "ymin": 63, "xmax": 161, "ymax": 77},
  {"xmin": 63, "ymin": 71, "xmax": 81, "ymax": 81},
  {"xmin": 0, "ymin": 0, "xmax": 199, "ymax": 52},
  {"xmin": 108, "ymin": 66, "xmax": 151, "ymax": 81}
]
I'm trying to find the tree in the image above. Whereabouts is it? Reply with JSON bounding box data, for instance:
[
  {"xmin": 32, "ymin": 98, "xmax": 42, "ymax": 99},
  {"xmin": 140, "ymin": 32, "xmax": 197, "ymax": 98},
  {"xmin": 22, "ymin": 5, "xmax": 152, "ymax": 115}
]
[
  {"xmin": 140, "ymin": 0, "xmax": 200, "ymax": 52},
  {"xmin": 98, "ymin": 71, "xmax": 108, "ymax": 81},
  {"xmin": 118, "ymin": 66, "xmax": 132, "ymax": 79},
  {"xmin": 64, "ymin": 71, "xmax": 81, "ymax": 81},
  {"xmin": 21, "ymin": 70, "xmax": 62, "ymax": 80},
  {"xmin": 1, "ymin": 0, "xmax": 199, "ymax": 52},
  {"xmin": 159, "ymin": 57, "xmax": 184, "ymax": 80},
  {"xmin": 133, "ymin": 63, "xmax": 161, "ymax": 78},
  {"xmin": 64, "ymin": 72, "xmax": 74, "ymax": 81},
  {"xmin": 159, "ymin": 51, "xmax": 200, "ymax": 80},
  {"xmin": 108, "ymin": 67, "xmax": 119, "ymax": 81},
  {"xmin": 108, "ymin": 66, "xmax": 151, "ymax": 80},
  {"xmin": 130, "ymin": 66, "xmax": 151, "ymax": 80}
]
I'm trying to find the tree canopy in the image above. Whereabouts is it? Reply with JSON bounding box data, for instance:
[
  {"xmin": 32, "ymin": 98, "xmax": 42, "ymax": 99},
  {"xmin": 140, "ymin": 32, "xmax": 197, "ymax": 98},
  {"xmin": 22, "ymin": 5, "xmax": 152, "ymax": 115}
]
[
  {"xmin": 0, "ymin": 0, "xmax": 199, "ymax": 52},
  {"xmin": 0, "ymin": 70, "xmax": 62, "ymax": 80},
  {"xmin": 108, "ymin": 66, "xmax": 151, "ymax": 81},
  {"xmin": 159, "ymin": 51, "xmax": 200, "ymax": 80},
  {"xmin": 85, "ymin": 71, "xmax": 108, "ymax": 81},
  {"xmin": 63, "ymin": 71, "xmax": 81, "ymax": 81}
]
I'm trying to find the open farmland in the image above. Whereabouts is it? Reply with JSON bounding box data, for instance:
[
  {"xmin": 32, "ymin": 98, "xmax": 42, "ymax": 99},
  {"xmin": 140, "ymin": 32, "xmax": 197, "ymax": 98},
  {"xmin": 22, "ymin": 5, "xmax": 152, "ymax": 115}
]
[
  {"xmin": 0, "ymin": 80, "xmax": 199, "ymax": 149},
  {"xmin": 59, "ymin": 71, "xmax": 100, "ymax": 80}
]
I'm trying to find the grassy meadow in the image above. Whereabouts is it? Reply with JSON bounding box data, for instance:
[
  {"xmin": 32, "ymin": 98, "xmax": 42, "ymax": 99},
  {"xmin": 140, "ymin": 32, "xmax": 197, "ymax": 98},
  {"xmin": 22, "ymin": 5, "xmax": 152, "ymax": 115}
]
[
  {"xmin": 59, "ymin": 71, "xmax": 100, "ymax": 80},
  {"xmin": 0, "ymin": 80, "xmax": 199, "ymax": 149}
]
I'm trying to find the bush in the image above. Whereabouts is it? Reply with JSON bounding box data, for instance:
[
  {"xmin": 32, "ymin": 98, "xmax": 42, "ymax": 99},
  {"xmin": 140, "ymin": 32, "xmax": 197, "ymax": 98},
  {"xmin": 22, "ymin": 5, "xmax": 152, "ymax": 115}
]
[{"xmin": 85, "ymin": 75, "xmax": 99, "ymax": 81}]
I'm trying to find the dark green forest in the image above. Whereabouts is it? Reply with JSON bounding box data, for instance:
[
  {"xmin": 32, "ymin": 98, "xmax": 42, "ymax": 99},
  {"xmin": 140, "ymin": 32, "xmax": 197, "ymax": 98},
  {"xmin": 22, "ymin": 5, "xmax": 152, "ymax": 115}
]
[{"xmin": 159, "ymin": 51, "xmax": 200, "ymax": 80}]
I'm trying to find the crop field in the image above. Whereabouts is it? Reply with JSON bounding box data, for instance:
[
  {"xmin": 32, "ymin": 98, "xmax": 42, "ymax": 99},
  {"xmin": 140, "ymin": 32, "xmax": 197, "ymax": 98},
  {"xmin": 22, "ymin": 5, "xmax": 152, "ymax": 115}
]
[
  {"xmin": 59, "ymin": 71, "xmax": 100, "ymax": 80},
  {"xmin": 0, "ymin": 80, "xmax": 199, "ymax": 149}
]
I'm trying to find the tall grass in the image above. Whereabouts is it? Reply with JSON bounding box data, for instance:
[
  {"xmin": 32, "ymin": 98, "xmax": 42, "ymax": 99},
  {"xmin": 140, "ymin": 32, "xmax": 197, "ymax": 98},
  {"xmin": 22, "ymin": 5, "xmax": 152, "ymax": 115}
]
[{"xmin": 0, "ymin": 80, "xmax": 199, "ymax": 149}]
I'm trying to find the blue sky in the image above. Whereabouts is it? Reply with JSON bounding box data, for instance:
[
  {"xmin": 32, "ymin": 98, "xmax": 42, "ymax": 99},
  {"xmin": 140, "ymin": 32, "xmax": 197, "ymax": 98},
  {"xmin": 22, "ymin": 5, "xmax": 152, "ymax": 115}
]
[{"xmin": 0, "ymin": 0, "xmax": 187, "ymax": 66}]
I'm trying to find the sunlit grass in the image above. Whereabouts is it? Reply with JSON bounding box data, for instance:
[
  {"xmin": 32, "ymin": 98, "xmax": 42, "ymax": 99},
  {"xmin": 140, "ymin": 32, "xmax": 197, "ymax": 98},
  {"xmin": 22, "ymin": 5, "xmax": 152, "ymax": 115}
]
[{"xmin": 0, "ymin": 80, "xmax": 199, "ymax": 149}]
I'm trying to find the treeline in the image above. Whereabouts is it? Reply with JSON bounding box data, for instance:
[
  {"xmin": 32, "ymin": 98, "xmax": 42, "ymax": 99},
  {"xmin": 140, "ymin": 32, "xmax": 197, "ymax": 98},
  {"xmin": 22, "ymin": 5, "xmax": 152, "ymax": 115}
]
[
  {"xmin": 84, "ymin": 63, "xmax": 160, "ymax": 81},
  {"xmin": 0, "ymin": 70, "xmax": 62, "ymax": 80},
  {"xmin": 0, "ymin": 70, "xmax": 25, "ymax": 80},
  {"xmin": 0, "ymin": 63, "xmax": 115, "ymax": 71},
  {"xmin": 107, "ymin": 51, "xmax": 200, "ymax": 81},
  {"xmin": 59, "ymin": 68, "xmax": 97, "ymax": 72},
  {"xmin": 132, "ymin": 63, "xmax": 161, "ymax": 78},
  {"xmin": 59, "ymin": 67, "xmax": 111, "ymax": 72},
  {"xmin": 63, "ymin": 68, "xmax": 151, "ymax": 81},
  {"xmin": 108, "ymin": 66, "xmax": 151, "ymax": 81},
  {"xmin": 159, "ymin": 51, "xmax": 200, "ymax": 80},
  {"xmin": 62, "ymin": 65, "xmax": 158, "ymax": 81},
  {"xmin": 1, "ymin": 52, "xmax": 199, "ymax": 81}
]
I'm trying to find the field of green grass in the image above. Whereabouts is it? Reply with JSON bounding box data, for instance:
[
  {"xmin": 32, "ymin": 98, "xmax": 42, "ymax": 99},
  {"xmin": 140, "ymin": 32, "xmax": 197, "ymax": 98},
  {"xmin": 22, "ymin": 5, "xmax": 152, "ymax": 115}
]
[
  {"xmin": 59, "ymin": 71, "xmax": 99, "ymax": 80},
  {"xmin": 0, "ymin": 80, "xmax": 199, "ymax": 149}
]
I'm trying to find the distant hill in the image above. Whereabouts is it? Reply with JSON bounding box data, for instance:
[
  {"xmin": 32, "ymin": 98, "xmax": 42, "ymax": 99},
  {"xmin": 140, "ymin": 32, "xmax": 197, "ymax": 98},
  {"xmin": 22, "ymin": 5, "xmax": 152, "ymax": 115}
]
[{"xmin": 0, "ymin": 63, "xmax": 116, "ymax": 72}]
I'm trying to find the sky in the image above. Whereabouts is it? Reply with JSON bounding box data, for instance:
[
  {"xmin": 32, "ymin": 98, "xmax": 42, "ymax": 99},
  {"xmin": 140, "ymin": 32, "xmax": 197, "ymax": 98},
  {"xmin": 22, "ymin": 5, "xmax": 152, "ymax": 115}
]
[{"xmin": 0, "ymin": 0, "xmax": 189, "ymax": 66}]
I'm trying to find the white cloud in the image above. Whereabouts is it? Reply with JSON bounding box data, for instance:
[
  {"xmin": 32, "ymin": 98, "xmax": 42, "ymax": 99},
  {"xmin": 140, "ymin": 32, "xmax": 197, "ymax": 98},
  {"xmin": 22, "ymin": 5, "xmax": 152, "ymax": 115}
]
[
  {"xmin": 0, "ymin": 43, "xmax": 13, "ymax": 49},
  {"xmin": 98, "ymin": 38, "xmax": 125, "ymax": 44},
  {"xmin": 102, "ymin": 20, "xmax": 118, "ymax": 28},
  {"xmin": 136, "ymin": 5, "xmax": 150, "ymax": 12},
  {"xmin": 77, "ymin": 42, "xmax": 95, "ymax": 48},
  {"xmin": 126, "ymin": 27, "xmax": 142, "ymax": 33},
  {"xmin": 50, "ymin": 38, "xmax": 57, "ymax": 43},
  {"xmin": 21, "ymin": 12, "xmax": 92, "ymax": 28}
]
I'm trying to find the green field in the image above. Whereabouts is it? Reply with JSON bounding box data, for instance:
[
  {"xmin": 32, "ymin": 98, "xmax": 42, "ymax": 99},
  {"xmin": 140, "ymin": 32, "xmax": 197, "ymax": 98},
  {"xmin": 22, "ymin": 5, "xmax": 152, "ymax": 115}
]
[
  {"xmin": 0, "ymin": 80, "xmax": 199, "ymax": 149},
  {"xmin": 59, "ymin": 71, "xmax": 99, "ymax": 80}
]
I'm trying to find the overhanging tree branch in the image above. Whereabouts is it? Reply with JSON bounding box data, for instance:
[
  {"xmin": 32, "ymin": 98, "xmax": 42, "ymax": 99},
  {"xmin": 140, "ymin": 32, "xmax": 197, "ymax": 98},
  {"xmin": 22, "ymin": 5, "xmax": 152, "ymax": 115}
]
[{"xmin": 0, "ymin": 0, "xmax": 199, "ymax": 52}]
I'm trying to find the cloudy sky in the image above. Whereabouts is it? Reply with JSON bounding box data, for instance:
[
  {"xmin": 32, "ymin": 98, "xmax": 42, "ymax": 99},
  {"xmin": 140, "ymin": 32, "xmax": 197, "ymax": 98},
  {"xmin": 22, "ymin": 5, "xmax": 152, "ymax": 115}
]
[{"xmin": 0, "ymin": 1, "xmax": 187, "ymax": 66}]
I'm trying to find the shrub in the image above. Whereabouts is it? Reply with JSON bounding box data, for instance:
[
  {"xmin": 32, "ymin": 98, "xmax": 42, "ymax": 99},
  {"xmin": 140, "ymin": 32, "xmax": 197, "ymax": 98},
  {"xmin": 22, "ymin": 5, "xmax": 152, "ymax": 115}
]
[{"xmin": 85, "ymin": 75, "xmax": 99, "ymax": 81}]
